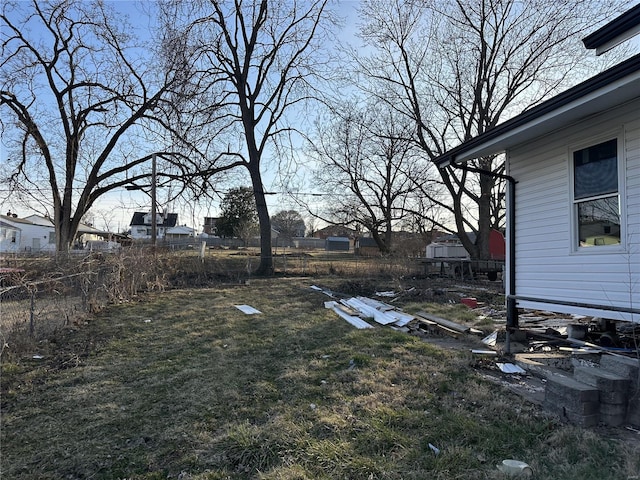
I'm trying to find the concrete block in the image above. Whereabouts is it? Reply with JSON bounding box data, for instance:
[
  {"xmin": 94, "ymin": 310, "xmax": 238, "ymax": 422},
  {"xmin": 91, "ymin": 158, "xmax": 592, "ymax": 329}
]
[
  {"xmin": 599, "ymin": 355, "xmax": 639, "ymax": 387},
  {"xmin": 544, "ymin": 390, "xmax": 599, "ymax": 415},
  {"xmin": 514, "ymin": 357, "xmax": 566, "ymax": 380},
  {"xmin": 626, "ymin": 392, "xmax": 640, "ymax": 426},
  {"xmin": 545, "ymin": 373, "xmax": 599, "ymax": 403},
  {"xmin": 570, "ymin": 357, "xmax": 599, "ymax": 370},
  {"xmin": 627, "ymin": 406, "xmax": 640, "ymax": 427},
  {"xmin": 599, "ymin": 402, "xmax": 627, "ymax": 417},
  {"xmin": 600, "ymin": 413, "xmax": 626, "ymax": 427},
  {"xmin": 573, "ymin": 365, "xmax": 630, "ymax": 393},
  {"xmin": 543, "ymin": 401, "xmax": 600, "ymax": 427},
  {"xmin": 599, "ymin": 390, "xmax": 628, "ymax": 405},
  {"xmin": 516, "ymin": 353, "xmax": 572, "ymax": 372}
]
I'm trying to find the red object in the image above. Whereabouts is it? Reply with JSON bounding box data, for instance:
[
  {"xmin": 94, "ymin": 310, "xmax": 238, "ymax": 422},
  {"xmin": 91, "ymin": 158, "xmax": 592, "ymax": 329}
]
[
  {"xmin": 489, "ymin": 229, "xmax": 506, "ymax": 260},
  {"xmin": 461, "ymin": 297, "xmax": 478, "ymax": 308}
]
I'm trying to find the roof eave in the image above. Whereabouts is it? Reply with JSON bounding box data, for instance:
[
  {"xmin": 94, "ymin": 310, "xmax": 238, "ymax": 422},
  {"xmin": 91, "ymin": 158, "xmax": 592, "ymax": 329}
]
[
  {"xmin": 433, "ymin": 53, "xmax": 640, "ymax": 167},
  {"xmin": 583, "ymin": 4, "xmax": 640, "ymax": 54}
]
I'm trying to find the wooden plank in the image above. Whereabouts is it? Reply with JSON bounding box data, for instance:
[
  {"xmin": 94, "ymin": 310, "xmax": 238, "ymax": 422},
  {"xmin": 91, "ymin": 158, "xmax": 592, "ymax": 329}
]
[
  {"xmin": 414, "ymin": 317, "xmax": 461, "ymax": 337},
  {"xmin": 343, "ymin": 298, "xmax": 397, "ymax": 325},
  {"xmin": 415, "ymin": 311, "xmax": 470, "ymax": 333},
  {"xmin": 234, "ymin": 304, "xmax": 261, "ymax": 315},
  {"xmin": 325, "ymin": 301, "xmax": 373, "ymax": 329}
]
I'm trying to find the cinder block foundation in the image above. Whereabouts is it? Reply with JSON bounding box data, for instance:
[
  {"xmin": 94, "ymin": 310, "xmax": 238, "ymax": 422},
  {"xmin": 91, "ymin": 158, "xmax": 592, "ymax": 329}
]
[
  {"xmin": 543, "ymin": 374, "xmax": 600, "ymax": 426},
  {"xmin": 599, "ymin": 355, "xmax": 640, "ymax": 427},
  {"xmin": 518, "ymin": 352, "xmax": 640, "ymax": 427}
]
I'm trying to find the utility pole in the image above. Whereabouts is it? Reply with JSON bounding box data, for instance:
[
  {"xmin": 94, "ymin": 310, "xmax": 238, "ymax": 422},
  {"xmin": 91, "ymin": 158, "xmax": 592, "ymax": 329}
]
[{"xmin": 151, "ymin": 153, "xmax": 157, "ymax": 247}]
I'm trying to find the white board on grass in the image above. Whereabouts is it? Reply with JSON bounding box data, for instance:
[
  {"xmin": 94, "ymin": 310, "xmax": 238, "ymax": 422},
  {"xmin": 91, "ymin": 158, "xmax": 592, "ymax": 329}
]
[{"xmin": 235, "ymin": 304, "xmax": 262, "ymax": 315}]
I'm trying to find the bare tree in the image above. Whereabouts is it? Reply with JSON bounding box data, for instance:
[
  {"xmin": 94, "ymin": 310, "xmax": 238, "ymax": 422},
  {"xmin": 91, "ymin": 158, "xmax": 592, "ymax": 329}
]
[
  {"xmin": 0, "ymin": 0, "xmax": 223, "ymax": 252},
  {"xmin": 310, "ymin": 102, "xmax": 439, "ymax": 254},
  {"xmin": 271, "ymin": 209, "xmax": 306, "ymax": 241},
  {"xmin": 354, "ymin": 0, "xmax": 623, "ymax": 259},
  {"xmin": 163, "ymin": 0, "xmax": 334, "ymax": 274}
]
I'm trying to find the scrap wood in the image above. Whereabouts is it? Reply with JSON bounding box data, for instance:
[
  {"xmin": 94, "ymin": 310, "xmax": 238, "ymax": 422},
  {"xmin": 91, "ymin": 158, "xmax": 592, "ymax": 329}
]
[
  {"xmin": 360, "ymin": 297, "xmax": 416, "ymax": 326},
  {"xmin": 324, "ymin": 301, "xmax": 373, "ymax": 329},
  {"xmin": 482, "ymin": 331, "xmax": 498, "ymax": 346},
  {"xmin": 310, "ymin": 285, "xmax": 335, "ymax": 297},
  {"xmin": 234, "ymin": 304, "xmax": 261, "ymax": 315},
  {"xmin": 414, "ymin": 317, "xmax": 461, "ymax": 338},
  {"xmin": 415, "ymin": 311, "xmax": 471, "ymax": 334},
  {"xmin": 342, "ymin": 297, "xmax": 398, "ymax": 325},
  {"xmin": 389, "ymin": 311, "xmax": 415, "ymax": 327},
  {"xmin": 375, "ymin": 290, "xmax": 396, "ymax": 298},
  {"xmin": 497, "ymin": 362, "xmax": 527, "ymax": 374},
  {"xmin": 355, "ymin": 296, "xmax": 395, "ymax": 312}
]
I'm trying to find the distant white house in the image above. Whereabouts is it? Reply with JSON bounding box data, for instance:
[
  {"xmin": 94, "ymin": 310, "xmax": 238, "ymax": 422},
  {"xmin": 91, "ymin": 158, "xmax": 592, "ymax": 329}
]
[
  {"xmin": 165, "ymin": 225, "xmax": 196, "ymax": 240},
  {"xmin": 129, "ymin": 211, "xmax": 179, "ymax": 240},
  {"xmin": 24, "ymin": 214, "xmax": 107, "ymax": 248},
  {"xmin": 0, "ymin": 213, "xmax": 109, "ymax": 253},
  {"xmin": 0, "ymin": 218, "xmax": 22, "ymax": 253},
  {"xmin": 434, "ymin": 10, "xmax": 640, "ymax": 323},
  {"xmin": 0, "ymin": 214, "xmax": 56, "ymax": 252}
]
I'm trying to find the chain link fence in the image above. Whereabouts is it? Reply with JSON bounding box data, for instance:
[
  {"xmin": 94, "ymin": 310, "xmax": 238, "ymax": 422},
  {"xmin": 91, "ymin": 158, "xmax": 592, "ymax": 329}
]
[
  {"xmin": 0, "ymin": 247, "xmax": 431, "ymax": 360},
  {"xmin": 0, "ymin": 248, "xmax": 172, "ymax": 360},
  {"xmin": 1, "ymin": 272, "xmax": 100, "ymax": 337}
]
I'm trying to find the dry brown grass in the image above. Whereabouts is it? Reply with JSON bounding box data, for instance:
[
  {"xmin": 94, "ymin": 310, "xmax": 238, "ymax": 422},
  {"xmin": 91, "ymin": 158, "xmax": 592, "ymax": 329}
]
[{"xmin": 1, "ymin": 276, "xmax": 639, "ymax": 479}]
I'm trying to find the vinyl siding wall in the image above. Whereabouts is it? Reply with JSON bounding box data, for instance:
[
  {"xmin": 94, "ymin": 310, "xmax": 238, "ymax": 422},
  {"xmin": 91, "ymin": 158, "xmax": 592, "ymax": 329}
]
[{"xmin": 508, "ymin": 98, "xmax": 640, "ymax": 322}]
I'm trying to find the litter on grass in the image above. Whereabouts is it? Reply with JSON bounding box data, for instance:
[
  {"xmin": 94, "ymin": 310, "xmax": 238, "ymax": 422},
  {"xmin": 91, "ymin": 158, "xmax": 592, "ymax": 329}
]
[
  {"xmin": 471, "ymin": 349, "xmax": 498, "ymax": 355},
  {"xmin": 496, "ymin": 363, "xmax": 527, "ymax": 374},
  {"xmin": 234, "ymin": 304, "xmax": 262, "ymax": 315},
  {"xmin": 324, "ymin": 301, "xmax": 373, "ymax": 329},
  {"xmin": 375, "ymin": 290, "xmax": 396, "ymax": 297},
  {"xmin": 324, "ymin": 294, "xmax": 415, "ymax": 329},
  {"xmin": 497, "ymin": 460, "xmax": 532, "ymax": 477},
  {"xmin": 482, "ymin": 331, "xmax": 498, "ymax": 347}
]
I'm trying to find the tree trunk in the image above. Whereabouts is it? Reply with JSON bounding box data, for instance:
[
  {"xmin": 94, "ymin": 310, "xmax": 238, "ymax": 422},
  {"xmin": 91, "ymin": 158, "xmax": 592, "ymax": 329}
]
[
  {"xmin": 54, "ymin": 201, "xmax": 73, "ymax": 254},
  {"xmin": 475, "ymin": 167, "xmax": 494, "ymax": 260},
  {"xmin": 249, "ymin": 162, "xmax": 273, "ymax": 276},
  {"xmin": 370, "ymin": 229, "xmax": 390, "ymax": 254}
]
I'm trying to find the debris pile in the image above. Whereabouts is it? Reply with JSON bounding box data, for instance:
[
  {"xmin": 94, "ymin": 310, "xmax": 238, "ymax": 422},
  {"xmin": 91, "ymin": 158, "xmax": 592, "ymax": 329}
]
[{"xmin": 313, "ymin": 283, "xmax": 640, "ymax": 429}]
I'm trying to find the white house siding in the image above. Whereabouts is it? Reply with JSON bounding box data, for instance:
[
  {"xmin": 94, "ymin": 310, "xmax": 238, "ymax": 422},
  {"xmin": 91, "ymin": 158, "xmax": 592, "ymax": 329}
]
[
  {"xmin": 508, "ymin": 99, "xmax": 640, "ymax": 322},
  {"xmin": 0, "ymin": 223, "xmax": 20, "ymax": 253},
  {"xmin": 0, "ymin": 217, "xmax": 55, "ymax": 253}
]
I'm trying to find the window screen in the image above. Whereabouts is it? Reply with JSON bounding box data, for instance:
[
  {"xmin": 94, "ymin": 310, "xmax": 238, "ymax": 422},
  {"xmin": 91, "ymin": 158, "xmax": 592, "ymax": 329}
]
[{"xmin": 574, "ymin": 139, "xmax": 617, "ymax": 200}]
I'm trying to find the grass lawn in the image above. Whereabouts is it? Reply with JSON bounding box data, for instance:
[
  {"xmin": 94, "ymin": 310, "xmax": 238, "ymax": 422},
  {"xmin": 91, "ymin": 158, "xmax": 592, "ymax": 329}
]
[{"xmin": 2, "ymin": 277, "xmax": 639, "ymax": 479}]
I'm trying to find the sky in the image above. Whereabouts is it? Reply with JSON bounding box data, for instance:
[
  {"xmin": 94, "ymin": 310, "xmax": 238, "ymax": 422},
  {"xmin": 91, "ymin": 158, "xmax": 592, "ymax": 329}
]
[
  {"xmin": 2, "ymin": 1, "xmax": 639, "ymax": 234},
  {"xmin": 0, "ymin": 0, "xmax": 363, "ymax": 233}
]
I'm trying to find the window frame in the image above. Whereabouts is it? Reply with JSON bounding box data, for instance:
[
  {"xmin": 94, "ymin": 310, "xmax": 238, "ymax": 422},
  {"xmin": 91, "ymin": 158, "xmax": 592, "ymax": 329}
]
[{"xmin": 569, "ymin": 132, "xmax": 625, "ymax": 254}]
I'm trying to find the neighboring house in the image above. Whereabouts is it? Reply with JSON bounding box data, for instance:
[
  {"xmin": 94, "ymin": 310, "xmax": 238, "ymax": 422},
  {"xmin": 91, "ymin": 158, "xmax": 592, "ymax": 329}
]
[
  {"xmin": 314, "ymin": 225, "xmax": 358, "ymax": 240},
  {"xmin": 24, "ymin": 214, "xmax": 107, "ymax": 247},
  {"xmin": 129, "ymin": 212, "xmax": 178, "ymax": 240},
  {"xmin": 165, "ymin": 225, "xmax": 196, "ymax": 240},
  {"xmin": 1, "ymin": 213, "xmax": 113, "ymax": 252},
  {"xmin": 203, "ymin": 217, "xmax": 219, "ymax": 236},
  {"xmin": 434, "ymin": 11, "xmax": 640, "ymax": 324},
  {"xmin": 0, "ymin": 214, "xmax": 56, "ymax": 252},
  {"xmin": 0, "ymin": 218, "xmax": 21, "ymax": 253}
]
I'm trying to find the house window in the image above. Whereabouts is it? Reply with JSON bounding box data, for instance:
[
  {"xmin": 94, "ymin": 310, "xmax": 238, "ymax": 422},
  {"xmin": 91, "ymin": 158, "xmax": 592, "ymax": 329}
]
[{"xmin": 573, "ymin": 138, "xmax": 620, "ymax": 248}]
